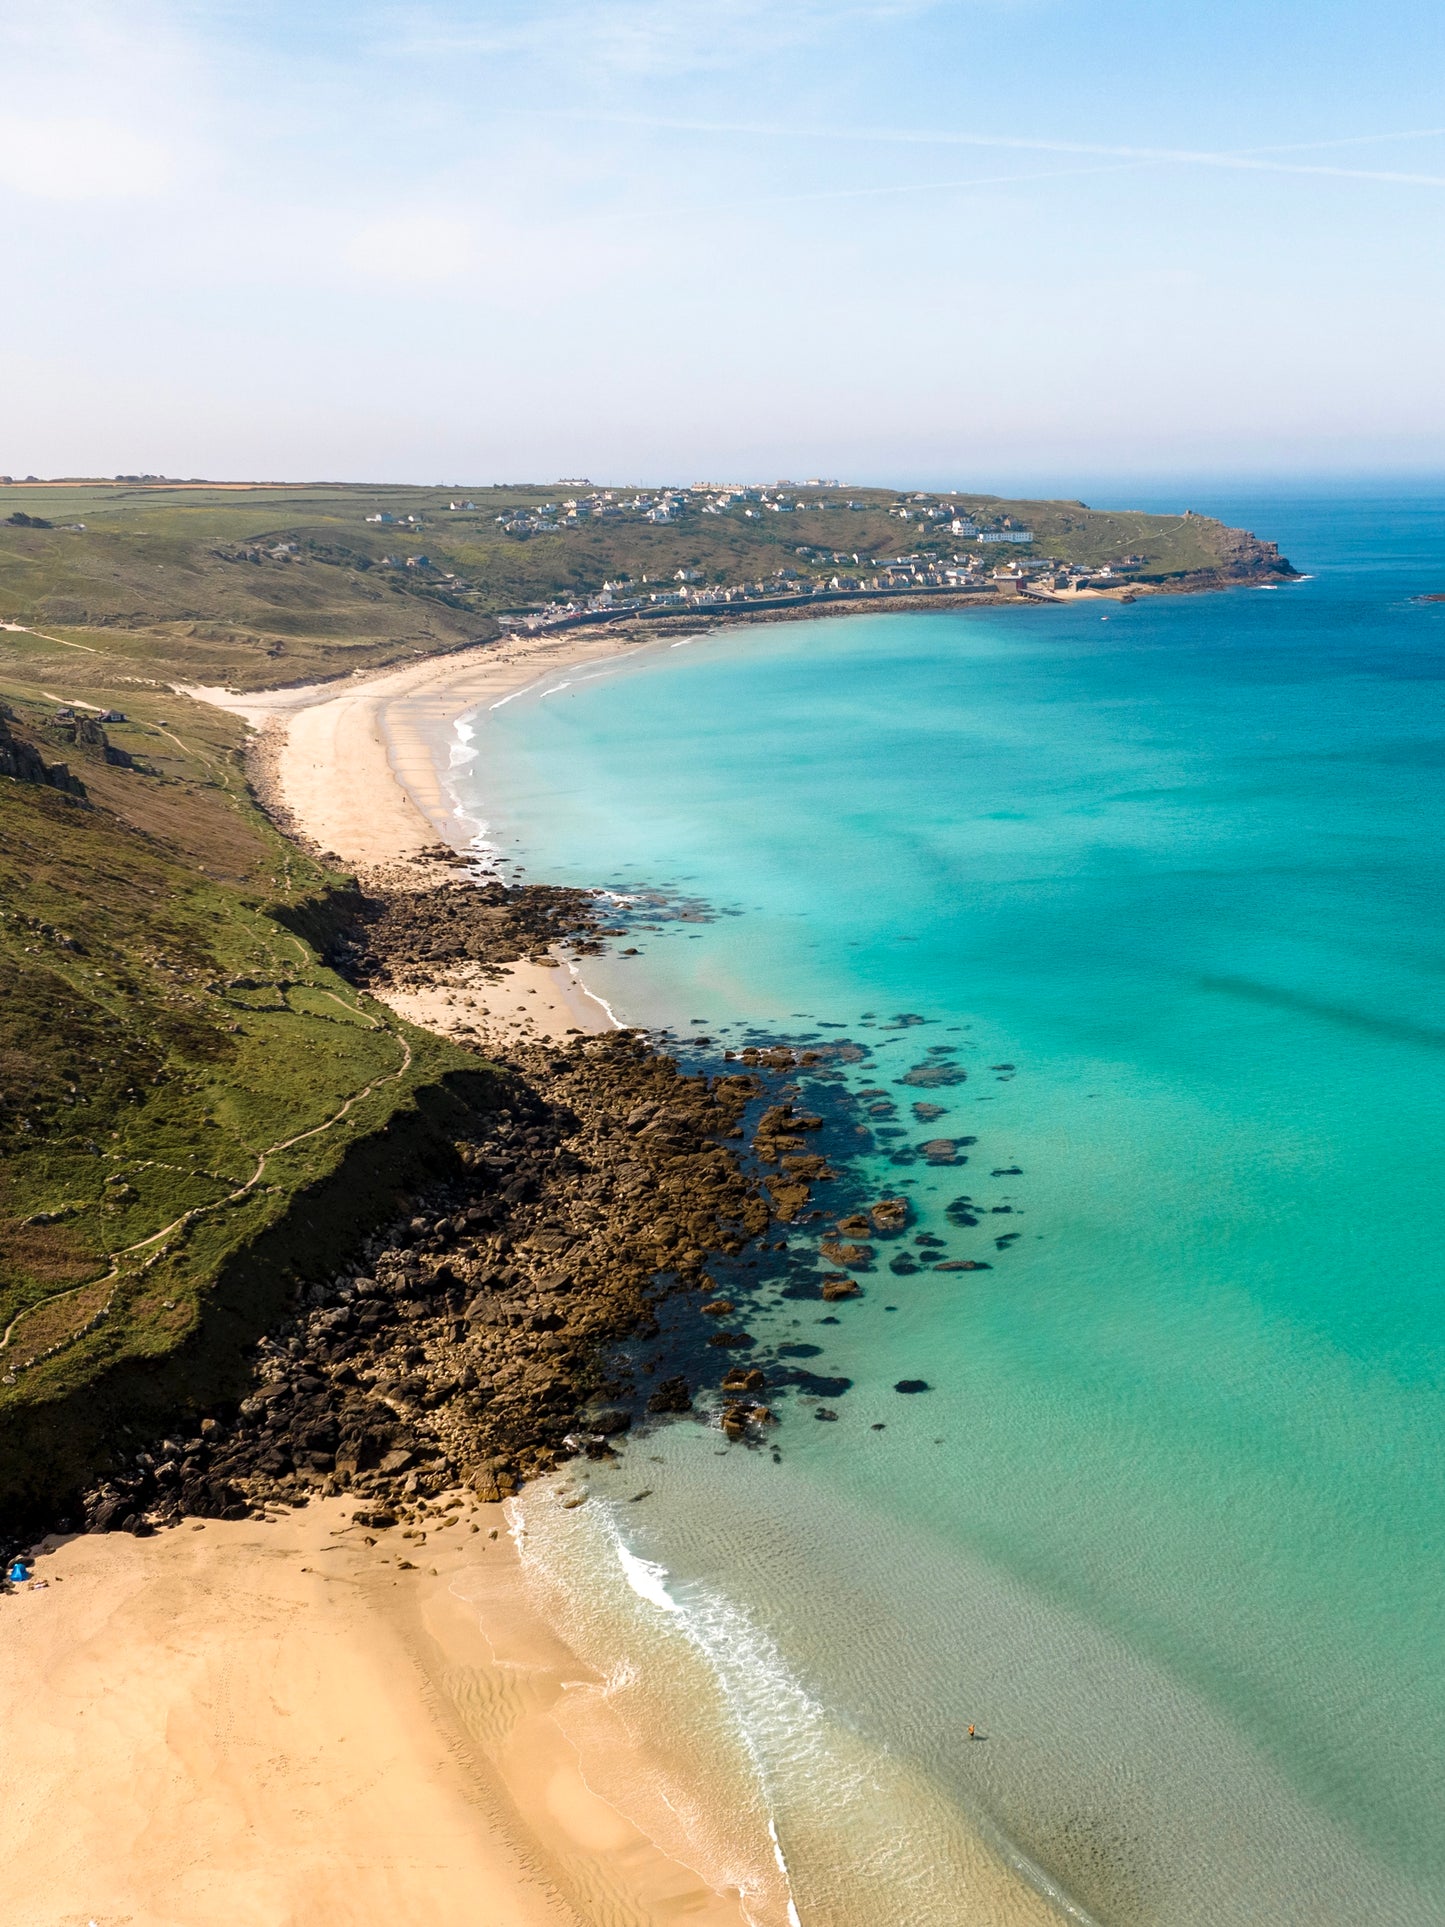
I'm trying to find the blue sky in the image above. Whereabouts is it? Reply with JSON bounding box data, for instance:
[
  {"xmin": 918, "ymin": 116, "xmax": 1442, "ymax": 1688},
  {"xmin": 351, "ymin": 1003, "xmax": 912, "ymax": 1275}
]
[{"xmin": 3, "ymin": 0, "xmax": 1444, "ymax": 486}]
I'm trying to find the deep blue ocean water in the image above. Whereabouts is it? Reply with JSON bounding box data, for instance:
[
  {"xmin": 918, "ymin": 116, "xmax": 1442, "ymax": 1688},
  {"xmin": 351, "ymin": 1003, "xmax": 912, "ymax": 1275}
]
[{"xmin": 449, "ymin": 497, "xmax": 1445, "ymax": 1926}]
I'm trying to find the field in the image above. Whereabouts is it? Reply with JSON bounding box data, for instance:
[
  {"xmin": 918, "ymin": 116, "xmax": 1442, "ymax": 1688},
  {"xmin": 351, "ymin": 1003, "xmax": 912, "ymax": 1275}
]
[
  {"xmin": 0, "ymin": 479, "xmax": 1283, "ymax": 691},
  {"xmin": 0, "ymin": 641, "xmax": 488, "ymax": 1499}
]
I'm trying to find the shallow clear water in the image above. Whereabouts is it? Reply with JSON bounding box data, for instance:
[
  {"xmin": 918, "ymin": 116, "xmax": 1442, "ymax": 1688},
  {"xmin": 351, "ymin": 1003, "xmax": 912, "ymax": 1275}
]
[{"xmin": 453, "ymin": 496, "xmax": 1445, "ymax": 1924}]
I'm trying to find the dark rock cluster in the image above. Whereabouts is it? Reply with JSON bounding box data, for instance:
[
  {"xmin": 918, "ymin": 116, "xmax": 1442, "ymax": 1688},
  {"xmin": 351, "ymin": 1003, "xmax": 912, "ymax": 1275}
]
[
  {"xmin": 77, "ymin": 1028, "xmax": 772, "ymax": 1534},
  {"xmin": 336, "ymin": 875, "xmax": 606, "ymax": 986}
]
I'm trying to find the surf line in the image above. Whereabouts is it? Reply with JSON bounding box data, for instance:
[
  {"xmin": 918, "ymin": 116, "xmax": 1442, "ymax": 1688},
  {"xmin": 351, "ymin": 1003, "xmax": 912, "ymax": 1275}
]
[
  {"xmin": 488, "ymin": 641, "xmax": 654, "ymax": 712},
  {"xmin": 611, "ymin": 1521, "xmax": 807, "ymax": 1927}
]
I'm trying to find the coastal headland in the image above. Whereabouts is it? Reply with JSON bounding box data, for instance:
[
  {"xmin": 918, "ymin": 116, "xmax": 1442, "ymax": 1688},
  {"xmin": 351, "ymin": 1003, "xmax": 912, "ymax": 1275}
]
[{"xmin": 0, "ymin": 483, "xmax": 1297, "ymax": 1923}]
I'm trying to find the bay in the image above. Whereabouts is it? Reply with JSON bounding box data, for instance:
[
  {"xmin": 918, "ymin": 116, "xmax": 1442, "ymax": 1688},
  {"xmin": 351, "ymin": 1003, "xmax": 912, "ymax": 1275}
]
[{"xmin": 449, "ymin": 495, "xmax": 1445, "ymax": 1925}]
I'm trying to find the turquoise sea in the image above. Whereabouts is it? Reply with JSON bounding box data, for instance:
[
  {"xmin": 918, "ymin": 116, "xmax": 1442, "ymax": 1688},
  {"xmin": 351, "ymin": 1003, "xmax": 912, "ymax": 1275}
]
[{"xmin": 448, "ymin": 496, "xmax": 1445, "ymax": 1926}]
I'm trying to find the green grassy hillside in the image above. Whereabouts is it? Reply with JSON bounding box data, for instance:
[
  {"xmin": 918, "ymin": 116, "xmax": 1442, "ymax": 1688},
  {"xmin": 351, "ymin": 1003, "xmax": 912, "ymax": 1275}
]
[
  {"xmin": 0, "ymin": 663, "xmax": 483, "ymax": 1445},
  {"xmin": 0, "ymin": 472, "xmax": 1291, "ymax": 1517},
  {"xmin": 0, "ymin": 480, "xmax": 1288, "ymax": 690}
]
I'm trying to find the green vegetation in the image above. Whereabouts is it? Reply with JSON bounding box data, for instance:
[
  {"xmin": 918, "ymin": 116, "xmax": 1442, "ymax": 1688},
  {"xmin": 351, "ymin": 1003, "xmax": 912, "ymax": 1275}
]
[
  {"xmin": 0, "ymin": 480, "xmax": 1284, "ymax": 691},
  {"xmin": 0, "ymin": 472, "xmax": 1287, "ymax": 1514},
  {"xmin": 0, "ymin": 655, "xmax": 488, "ymax": 1473}
]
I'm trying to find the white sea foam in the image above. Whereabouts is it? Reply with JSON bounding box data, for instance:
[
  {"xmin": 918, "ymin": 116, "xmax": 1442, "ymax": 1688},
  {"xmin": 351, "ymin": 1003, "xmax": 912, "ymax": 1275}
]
[
  {"xmin": 591, "ymin": 1506, "xmax": 826, "ymax": 1924},
  {"xmin": 770, "ymin": 1821, "xmax": 803, "ymax": 1927},
  {"xmin": 564, "ymin": 959, "xmax": 624, "ymax": 1030},
  {"xmin": 617, "ymin": 1543, "xmax": 682, "ymax": 1611}
]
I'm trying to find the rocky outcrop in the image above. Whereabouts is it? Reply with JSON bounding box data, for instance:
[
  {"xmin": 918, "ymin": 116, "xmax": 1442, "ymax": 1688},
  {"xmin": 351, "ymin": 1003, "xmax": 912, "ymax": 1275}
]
[
  {"xmin": 337, "ymin": 877, "xmax": 604, "ymax": 984},
  {"xmin": 73, "ymin": 1026, "xmax": 773, "ymax": 1532},
  {"xmin": 54, "ymin": 716, "xmax": 135, "ymax": 768},
  {"xmin": 0, "ymin": 708, "xmax": 86, "ymax": 798}
]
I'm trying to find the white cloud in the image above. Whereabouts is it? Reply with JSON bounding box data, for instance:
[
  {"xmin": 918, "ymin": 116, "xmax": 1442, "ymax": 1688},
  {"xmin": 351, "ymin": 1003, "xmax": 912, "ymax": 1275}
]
[
  {"xmin": 380, "ymin": 0, "xmax": 945, "ymax": 77},
  {"xmin": 0, "ymin": 2, "xmax": 207, "ymax": 200},
  {"xmin": 0, "ymin": 116, "xmax": 175, "ymax": 199},
  {"xmin": 343, "ymin": 212, "xmax": 481, "ymax": 284}
]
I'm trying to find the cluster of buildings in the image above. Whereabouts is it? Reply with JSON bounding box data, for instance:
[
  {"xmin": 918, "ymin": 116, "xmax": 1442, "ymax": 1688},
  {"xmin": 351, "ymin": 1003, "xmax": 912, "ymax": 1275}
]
[
  {"xmin": 483, "ymin": 484, "xmax": 1062, "ymax": 550},
  {"xmin": 497, "ymin": 548, "xmax": 1142, "ymax": 634},
  {"xmin": 348, "ymin": 487, "xmax": 1150, "ymax": 629},
  {"xmin": 492, "ymin": 488, "xmax": 699, "ymax": 535},
  {"xmin": 488, "ymin": 482, "xmax": 954, "ymax": 538}
]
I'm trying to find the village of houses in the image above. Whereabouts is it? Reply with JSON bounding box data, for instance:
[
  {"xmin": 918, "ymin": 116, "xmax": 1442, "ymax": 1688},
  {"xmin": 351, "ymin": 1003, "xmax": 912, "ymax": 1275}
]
[{"xmin": 363, "ymin": 483, "xmax": 1149, "ymax": 634}]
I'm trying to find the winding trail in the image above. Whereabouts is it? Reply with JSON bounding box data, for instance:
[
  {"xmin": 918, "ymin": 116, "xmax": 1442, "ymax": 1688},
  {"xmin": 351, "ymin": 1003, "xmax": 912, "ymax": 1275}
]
[
  {"xmin": 3, "ymin": 621, "xmax": 99, "ymax": 655},
  {"xmin": 0, "ymin": 1009, "xmax": 412, "ymax": 1376}
]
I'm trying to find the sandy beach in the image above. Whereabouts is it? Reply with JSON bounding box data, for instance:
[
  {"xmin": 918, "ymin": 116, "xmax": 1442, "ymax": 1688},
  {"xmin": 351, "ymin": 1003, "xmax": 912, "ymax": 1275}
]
[
  {"xmin": 0, "ymin": 1492, "xmax": 751, "ymax": 1926},
  {"xmin": 187, "ymin": 626, "xmax": 661, "ymax": 1049},
  {"xmin": 0, "ymin": 633, "xmax": 764, "ymax": 1925}
]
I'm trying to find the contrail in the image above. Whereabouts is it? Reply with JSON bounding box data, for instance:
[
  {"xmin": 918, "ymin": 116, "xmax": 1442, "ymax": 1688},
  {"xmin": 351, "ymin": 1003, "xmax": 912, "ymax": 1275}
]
[
  {"xmin": 533, "ymin": 110, "xmax": 1445, "ymax": 188},
  {"xmin": 653, "ymin": 159, "xmax": 1147, "ymax": 217}
]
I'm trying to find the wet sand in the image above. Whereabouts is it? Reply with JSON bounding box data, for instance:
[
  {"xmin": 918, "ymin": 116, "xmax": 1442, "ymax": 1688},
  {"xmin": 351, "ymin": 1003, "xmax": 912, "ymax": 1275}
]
[{"xmin": 0, "ymin": 1494, "xmax": 750, "ymax": 1926}]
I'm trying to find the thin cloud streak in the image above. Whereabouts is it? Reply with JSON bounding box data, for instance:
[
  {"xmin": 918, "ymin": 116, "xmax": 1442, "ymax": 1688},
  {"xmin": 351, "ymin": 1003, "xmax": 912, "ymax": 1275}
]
[
  {"xmin": 530, "ymin": 111, "xmax": 1445, "ymax": 189},
  {"xmin": 650, "ymin": 160, "xmax": 1146, "ymax": 220}
]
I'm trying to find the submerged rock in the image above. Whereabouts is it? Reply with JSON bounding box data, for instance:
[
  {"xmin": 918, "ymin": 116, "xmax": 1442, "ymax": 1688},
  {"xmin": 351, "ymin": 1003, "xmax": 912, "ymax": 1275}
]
[
  {"xmin": 919, "ymin": 1139, "xmax": 966, "ymax": 1165},
  {"xmin": 819, "ymin": 1239, "xmax": 874, "ymax": 1270},
  {"xmin": 646, "ymin": 1376, "xmax": 692, "ymax": 1414},
  {"xmin": 898, "ymin": 1063, "xmax": 967, "ymax": 1088}
]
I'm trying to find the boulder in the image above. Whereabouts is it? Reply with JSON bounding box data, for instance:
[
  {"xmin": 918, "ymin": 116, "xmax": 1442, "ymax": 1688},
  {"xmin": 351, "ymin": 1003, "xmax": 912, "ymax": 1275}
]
[
  {"xmin": 646, "ymin": 1376, "xmax": 692, "ymax": 1414},
  {"xmin": 721, "ymin": 1366, "xmax": 765, "ymax": 1393},
  {"xmin": 819, "ymin": 1239, "xmax": 873, "ymax": 1270},
  {"xmin": 919, "ymin": 1139, "xmax": 965, "ymax": 1165}
]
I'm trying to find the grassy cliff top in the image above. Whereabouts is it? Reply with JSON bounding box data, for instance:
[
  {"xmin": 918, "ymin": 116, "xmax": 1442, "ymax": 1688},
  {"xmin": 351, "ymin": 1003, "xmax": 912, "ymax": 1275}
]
[
  {"xmin": 0, "ymin": 657, "xmax": 484, "ymax": 1440},
  {"xmin": 0, "ymin": 479, "xmax": 1288, "ymax": 692}
]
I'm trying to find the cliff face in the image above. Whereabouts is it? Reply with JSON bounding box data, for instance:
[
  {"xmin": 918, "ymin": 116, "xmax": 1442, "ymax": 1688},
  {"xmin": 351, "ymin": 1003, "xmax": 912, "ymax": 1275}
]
[
  {"xmin": 0, "ymin": 708, "xmax": 86, "ymax": 798},
  {"xmin": 1210, "ymin": 521, "xmax": 1298, "ymax": 581}
]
